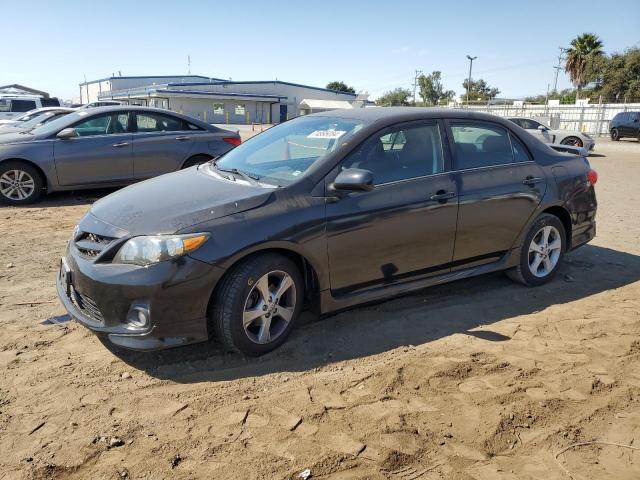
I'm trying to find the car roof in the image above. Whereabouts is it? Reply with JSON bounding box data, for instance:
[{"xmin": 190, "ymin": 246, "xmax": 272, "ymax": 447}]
[{"xmin": 313, "ymin": 107, "xmax": 519, "ymax": 126}]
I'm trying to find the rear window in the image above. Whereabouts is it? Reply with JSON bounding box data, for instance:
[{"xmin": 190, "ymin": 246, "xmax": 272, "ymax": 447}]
[
  {"xmin": 11, "ymin": 100, "xmax": 37, "ymax": 112},
  {"xmin": 41, "ymin": 98, "xmax": 61, "ymax": 107}
]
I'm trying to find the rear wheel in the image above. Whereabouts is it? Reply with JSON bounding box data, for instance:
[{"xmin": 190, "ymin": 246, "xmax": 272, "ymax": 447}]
[
  {"xmin": 560, "ymin": 136, "xmax": 583, "ymax": 148},
  {"xmin": 610, "ymin": 128, "xmax": 620, "ymax": 141},
  {"xmin": 506, "ymin": 214, "xmax": 566, "ymax": 286},
  {"xmin": 212, "ymin": 253, "xmax": 303, "ymax": 356},
  {"xmin": 182, "ymin": 155, "xmax": 212, "ymax": 169},
  {"xmin": 0, "ymin": 161, "xmax": 44, "ymax": 205}
]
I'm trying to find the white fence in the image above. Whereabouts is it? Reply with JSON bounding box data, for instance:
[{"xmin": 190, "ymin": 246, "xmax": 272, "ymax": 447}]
[{"xmin": 452, "ymin": 103, "xmax": 640, "ymax": 136}]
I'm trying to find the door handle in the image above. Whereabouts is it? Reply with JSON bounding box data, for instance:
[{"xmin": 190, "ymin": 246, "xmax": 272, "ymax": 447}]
[
  {"xmin": 429, "ymin": 191, "xmax": 456, "ymax": 201},
  {"xmin": 523, "ymin": 176, "xmax": 544, "ymax": 186},
  {"xmin": 175, "ymin": 136, "xmax": 191, "ymax": 141},
  {"xmin": 112, "ymin": 142, "xmax": 129, "ymax": 148}
]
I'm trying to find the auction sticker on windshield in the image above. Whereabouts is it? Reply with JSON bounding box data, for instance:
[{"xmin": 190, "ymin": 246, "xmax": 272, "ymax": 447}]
[{"xmin": 307, "ymin": 130, "xmax": 346, "ymax": 139}]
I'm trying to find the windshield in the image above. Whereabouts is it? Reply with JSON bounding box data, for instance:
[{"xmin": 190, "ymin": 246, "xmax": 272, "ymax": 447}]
[{"xmin": 215, "ymin": 116, "xmax": 365, "ymax": 186}]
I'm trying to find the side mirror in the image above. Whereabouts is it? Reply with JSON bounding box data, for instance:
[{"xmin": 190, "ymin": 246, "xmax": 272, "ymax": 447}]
[
  {"xmin": 332, "ymin": 168, "xmax": 374, "ymax": 192},
  {"xmin": 537, "ymin": 125, "xmax": 548, "ymax": 132},
  {"xmin": 56, "ymin": 128, "xmax": 77, "ymax": 139}
]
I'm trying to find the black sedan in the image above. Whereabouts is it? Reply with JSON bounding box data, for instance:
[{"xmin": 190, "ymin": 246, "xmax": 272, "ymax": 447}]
[
  {"xmin": 56, "ymin": 108, "xmax": 597, "ymax": 355},
  {"xmin": 0, "ymin": 106, "xmax": 240, "ymax": 204}
]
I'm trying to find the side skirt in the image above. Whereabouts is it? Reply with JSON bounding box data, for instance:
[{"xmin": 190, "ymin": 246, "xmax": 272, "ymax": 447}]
[{"xmin": 319, "ymin": 248, "xmax": 520, "ymax": 315}]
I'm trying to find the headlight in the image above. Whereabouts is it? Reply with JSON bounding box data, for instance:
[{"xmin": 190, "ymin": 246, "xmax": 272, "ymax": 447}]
[{"xmin": 113, "ymin": 233, "xmax": 209, "ymax": 266}]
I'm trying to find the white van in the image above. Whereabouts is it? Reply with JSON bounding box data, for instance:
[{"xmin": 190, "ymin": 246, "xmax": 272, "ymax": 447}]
[{"xmin": 0, "ymin": 95, "xmax": 61, "ymax": 120}]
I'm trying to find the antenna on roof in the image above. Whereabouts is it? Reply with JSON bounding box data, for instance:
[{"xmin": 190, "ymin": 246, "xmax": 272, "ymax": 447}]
[
  {"xmin": 187, "ymin": 55, "xmax": 191, "ymax": 75},
  {"xmin": 118, "ymin": 71, "xmax": 122, "ymax": 76}
]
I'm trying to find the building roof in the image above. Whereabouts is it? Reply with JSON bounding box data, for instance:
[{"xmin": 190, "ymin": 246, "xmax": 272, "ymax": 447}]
[
  {"xmin": 0, "ymin": 84, "xmax": 50, "ymax": 98},
  {"xmin": 299, "ymin": 99, "xmax": 353, "ymax": 110},
  {"xmin": 79, "ymin": 75, "xmax": 223, "ymax": 86}
]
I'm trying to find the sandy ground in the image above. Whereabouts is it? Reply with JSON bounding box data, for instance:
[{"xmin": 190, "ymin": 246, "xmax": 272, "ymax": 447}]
[{"xmin": 0, "ymin": 138, "xmax": 639, "ymax": 480}]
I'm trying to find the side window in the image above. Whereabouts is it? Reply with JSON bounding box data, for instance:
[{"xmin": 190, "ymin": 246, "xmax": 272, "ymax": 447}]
[
  {"xmin": 510, "ymin": 134, "xmax": 531, "ymax": 163},
  {"xmin": 10, "ymin": 100, "xmax": 37, "ymax": 112},
  {"xmin": 342, "ymin": 123, "xmax": 444, "ymax": 185},
  {"xmin": 135, "ymin": 113, "xmax": 184, "ymax": 133},
  {"xmin": 185, "ymin": 121, "xmax": 203, "ymax": 131},
  {"xmin": 520, "ymin": 119, "xmax": 541, "ymax": 130},
  {"xmin": 631, "ymin": 113, "xmax": 640, "ymax": 123},
  {"xmin": 450, "ymin": 122, "xmax": 514, "ymax": 169},
  {"xmin": 73, "ymin": 113, "xmax": 129, "ymax": 136}
]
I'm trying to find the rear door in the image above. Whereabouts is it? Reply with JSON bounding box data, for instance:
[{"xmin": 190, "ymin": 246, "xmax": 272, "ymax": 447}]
[
  {"xmin": 446, "ymin": 120, "xmax": 546, "ymax": 266},
  {"xmin": 54, "ymin": 111, "xmax": 133, "ymax": 185},
  {"xmin": 628, "ymin": 112, "xmax": 640, "ymax": 137},
  {"xmin": 131, "ymin": 111, "xmax": 195, "ymax": 179}
]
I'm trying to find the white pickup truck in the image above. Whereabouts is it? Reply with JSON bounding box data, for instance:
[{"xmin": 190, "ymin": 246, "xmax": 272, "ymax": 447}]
[{"xmin": 0, "ymin": 95, "xmax": 61, "ymax": 121}]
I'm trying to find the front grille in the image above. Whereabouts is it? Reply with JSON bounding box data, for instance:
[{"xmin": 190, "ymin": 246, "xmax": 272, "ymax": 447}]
[
  {"xmin": 74, "ymin": 232, "xmax": 116, "ymax": 260},
  {"xmin": 71, "ymin": 287, "xmax": 104, "ymax": 324}
]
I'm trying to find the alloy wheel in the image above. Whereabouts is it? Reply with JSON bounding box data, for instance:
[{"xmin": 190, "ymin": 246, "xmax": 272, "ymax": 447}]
[
  {"xmin": 242, "ymin": 270, "xmax": 296, "ymax": 344},
  {"xmin": 528, "ymin": 226, "xmax": 562, "ymax": 278},
  {"xmin": 0, "ymin": 169, "xmax": 35, "ymax": 201}
]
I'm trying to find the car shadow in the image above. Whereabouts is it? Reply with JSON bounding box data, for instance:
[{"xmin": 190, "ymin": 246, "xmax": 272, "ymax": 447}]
[
  {"xmin": 108, "ymin": 243, "xmax": 640, "ymax": 383},
  {"xmin": 9, "ymin": 188, "xmax": 122, "ymax": 209}
]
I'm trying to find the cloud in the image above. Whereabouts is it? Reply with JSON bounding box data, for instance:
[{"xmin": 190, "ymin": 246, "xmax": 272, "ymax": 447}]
[{"xmin": 391, "ymin": 45, "xmax": 411, "ymax": 54}]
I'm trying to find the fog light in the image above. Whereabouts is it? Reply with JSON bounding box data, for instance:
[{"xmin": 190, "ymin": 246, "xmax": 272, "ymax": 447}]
[{"xmin": 125, "ymin": 303, "xmax": 150, "ymax": 330}]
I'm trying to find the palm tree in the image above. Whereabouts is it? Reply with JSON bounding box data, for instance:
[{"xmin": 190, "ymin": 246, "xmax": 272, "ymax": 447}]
[{"xmin": 565, "ymin": 33, "xmax": 604, "ymax": 99}]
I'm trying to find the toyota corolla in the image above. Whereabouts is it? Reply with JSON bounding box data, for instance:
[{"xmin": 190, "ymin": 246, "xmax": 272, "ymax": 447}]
[{"xmin": 56, "ymin": 108, "xmax": 597, "ymax": 355}]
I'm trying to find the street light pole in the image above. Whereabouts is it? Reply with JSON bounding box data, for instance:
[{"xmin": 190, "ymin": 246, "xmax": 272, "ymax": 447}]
[{"xmin": 466, "ymin": 55, "xmax": 477, "ymax": 107}]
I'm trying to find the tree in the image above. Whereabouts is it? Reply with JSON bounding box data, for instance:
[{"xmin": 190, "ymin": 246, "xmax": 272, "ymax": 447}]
[
  {"xmin": 461, "ymin": 78, "xmax": 500, "ymax": 102},
  {"xmin": 417, "ymin": 71, "xmax": 455, "ymax": 106},
  {"xmin": 592, "ymin": 47, "xmax": 640, "ymax": 102},
  {"xmin": 565, "ymin": 33, "xmax": 604, "ymax": 99},
  {"xmin": 326, "ymin": 81, "xmax": 356, "ymax": 94},
  {"xmin": 375, "ymin": 88, "xmax": 412, "ymax": 106}
]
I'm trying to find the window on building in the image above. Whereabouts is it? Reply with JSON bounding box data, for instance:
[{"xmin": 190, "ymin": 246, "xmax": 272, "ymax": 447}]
[
  {"xmin": 235, "ymin": 104, "xmax": 245, "ymax": 115},
  {"xmin": 213, "ymin": 103, "xmax": 224, "ymax": 115},
  {"xmin": 450, "ymin": 122, "xmax": 515, "ymax": 169},
  {"xmin": 135, "ymin": 113, "xmax": 184, "ymax": 132},
  {"xmin": 0, "ymin": 100, "xmax": 10, "ymax": 112}
]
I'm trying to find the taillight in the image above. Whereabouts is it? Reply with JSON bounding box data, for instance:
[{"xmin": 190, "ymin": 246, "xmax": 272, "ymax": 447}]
[
  {"xmin": 587, "ymin": 169, "xmax": 598, "ymax": 186},
  {"xmin": 223, "ymin": 137, "xmax": 241, "ymax": 146}
]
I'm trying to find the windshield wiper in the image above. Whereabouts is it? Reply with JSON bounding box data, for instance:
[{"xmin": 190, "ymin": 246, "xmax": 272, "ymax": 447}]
[{"xmin": 215, "ymin": 166, "xmax": 260, "ymax": 185}]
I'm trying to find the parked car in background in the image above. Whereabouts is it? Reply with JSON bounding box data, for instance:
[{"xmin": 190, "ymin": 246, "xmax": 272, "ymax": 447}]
[
  {"xmin": 80, "ymin": 101, "xmax": 123, "ymax": 109},
  {"xmin": 508, "ymin": 117, "xmax": 595, "ymax": 152},
  {"xmin": 609, "ymin": 111, "xmax": 640, "ymax": 141},
  {"xmin": 0, "ymin": 106, "xmax": 241, "ymax": 204},
  {"xmin": 0, "ymin": 107, "xmax": 76, "ymax": 129},
  {"xmin": 0, "ymin": 108, "xmax": 76, "ymax": 135},
  {"xmin": 56, "ymin": 108, "xmax": 597, "ymax": 355},
  {"xmin": 0, "ymin": 95, "xmax": 61, "ymax": 121}
]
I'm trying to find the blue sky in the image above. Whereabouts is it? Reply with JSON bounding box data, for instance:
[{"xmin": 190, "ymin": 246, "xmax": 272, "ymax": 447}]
[{"xmin": 1, "ymin": 0, "xmax": 638, "ymax": 101}]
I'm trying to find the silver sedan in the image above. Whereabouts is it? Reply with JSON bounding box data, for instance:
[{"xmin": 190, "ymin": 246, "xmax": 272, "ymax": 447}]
[{"xmin": 508, "ymin": 117, "xmax": 595, "ymax": 152}]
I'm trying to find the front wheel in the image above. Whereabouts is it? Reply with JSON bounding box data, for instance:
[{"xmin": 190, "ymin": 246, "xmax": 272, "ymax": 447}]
[
  {"xmin": 560, "ymin": 136, "xmax": 583, "ymax": 148},
  {"xmin": 212, "ymin": 253, "xmax": 304, "ymax": 356},
  {"xmin": 0, "ymin": 161, "xmax": 44, "ymax": 205},
  {"xmin": 506, "ymin": 214, "xmax": 566, "ymax": 286},
  {"xmin": 610, "ymin": 129, "xmax": 620, "ymax": 141}
]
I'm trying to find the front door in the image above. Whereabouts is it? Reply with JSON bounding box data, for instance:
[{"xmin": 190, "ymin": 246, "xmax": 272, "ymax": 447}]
[
  {"xmin": 279, "ymin": 105, "xmax": 288, "ymax": 123},
  {"xmin": 326, "ymin": 121, "xmax": 458, "ymax": 295},
  {"xmin": 54, "ymin": 111, "xmax": 132, "ymax": 185},
  {"xmin": 131, "ymin": 111, "xmax": 194, "ymax": 179},
  {"xmin": 446, "ymin": 120, "xmax": 547, "ymax": 265}
]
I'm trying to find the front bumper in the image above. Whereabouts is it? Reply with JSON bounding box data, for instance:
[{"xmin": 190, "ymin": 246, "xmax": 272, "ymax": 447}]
[{"xmin": 56, "ymin": 242, "xmax": 225, "ymax": 350}]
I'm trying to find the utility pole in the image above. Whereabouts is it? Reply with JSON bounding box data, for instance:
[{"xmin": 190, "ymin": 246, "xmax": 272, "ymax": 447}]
[
  {"xmin": 413, "ymin": 69, "xmax": 423, "ymax": 105},
  {"xmin": 187, "ymin": 55, "xmax": 191, "ymax": 75},
  {"xmin": 552, "ymin": 47, "xmax": 567, "ymax": 93},
  {"xmin": 466, "ymin": 55, "xmax": 477, "ymax": 107}
]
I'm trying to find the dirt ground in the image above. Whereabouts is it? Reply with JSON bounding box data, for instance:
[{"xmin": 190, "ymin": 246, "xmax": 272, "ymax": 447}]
[{"xmin": 1, "ymin": 138, "xmax": 639, "ymax": 480}]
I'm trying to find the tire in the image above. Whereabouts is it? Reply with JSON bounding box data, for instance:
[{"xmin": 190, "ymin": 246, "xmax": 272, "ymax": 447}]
[
  {"xmin": 0, "ymin": 161, "xmax": 44, "ymax": 205},
  {"xmin": 560, "ymin": 136, "xmax": 583, "ymax": 148},
  {"xmin": 212, "ymin": 253, "xmax": 304, "ymax": 356},
  {"xmin": 182, "ymin": 155, "xmax": 212, "ymax": 169},
  {"xmin": 610, "ymin": 128, "xmax": 620, "ymax": 141},
  {"xmin": 506, "ymin": 213, "xmax": 566, "ymax": 287}
]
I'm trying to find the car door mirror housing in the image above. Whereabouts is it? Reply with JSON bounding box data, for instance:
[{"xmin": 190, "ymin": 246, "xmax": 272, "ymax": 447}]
[
  {"xmin": 332, "ymin": 168, "xmax": 374, "ymax": 192},
  {"xmin": 57, "ymin": 128, "xmax": 77, "ymax": 139}
]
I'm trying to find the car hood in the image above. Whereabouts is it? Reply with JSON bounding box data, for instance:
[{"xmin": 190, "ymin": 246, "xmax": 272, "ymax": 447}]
[{"xmin": 89, "ymin": 166, "xmax": 275, "ymax": 235}]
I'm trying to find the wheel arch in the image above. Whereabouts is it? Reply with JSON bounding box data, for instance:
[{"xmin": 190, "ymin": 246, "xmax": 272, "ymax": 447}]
[
  {"xmin": 213, "ymin": 244, "xmax": 324, "ymax": 312},
  {"xmin": 540, "ymin": 204, "xmax": 572, "ymax": 248},
  {"xmin": 0, "ymin": 158, "xmax": 48, "ymax": 191},
  {"xmin": 181, "ymin": 153, "xmax": 213, "ymax": 169}
]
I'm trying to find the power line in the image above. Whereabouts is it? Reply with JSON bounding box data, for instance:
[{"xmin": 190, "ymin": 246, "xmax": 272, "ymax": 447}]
[{"xmin": 552, "ymin": 47, "xmax": 567, "ymax": 93}]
